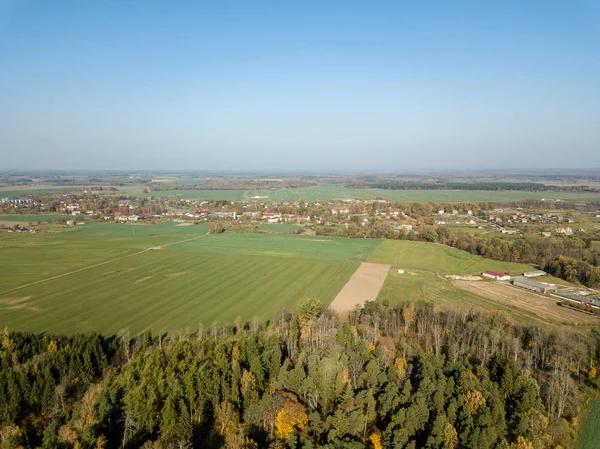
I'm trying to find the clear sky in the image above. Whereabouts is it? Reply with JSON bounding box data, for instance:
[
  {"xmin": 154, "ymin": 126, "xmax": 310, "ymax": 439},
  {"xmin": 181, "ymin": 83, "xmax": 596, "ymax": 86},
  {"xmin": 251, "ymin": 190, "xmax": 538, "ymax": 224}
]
[{"xmin": 1, "ymin": 0, "xmax": 599, "ymax": 171}]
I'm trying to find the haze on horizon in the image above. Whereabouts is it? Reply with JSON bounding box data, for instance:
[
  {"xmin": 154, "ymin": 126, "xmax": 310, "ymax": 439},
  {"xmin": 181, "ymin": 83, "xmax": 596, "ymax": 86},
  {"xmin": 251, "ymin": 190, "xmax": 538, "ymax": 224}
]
[{"xmin": 1, "ymin": 1, "xmax": 599, "ymax": 171}]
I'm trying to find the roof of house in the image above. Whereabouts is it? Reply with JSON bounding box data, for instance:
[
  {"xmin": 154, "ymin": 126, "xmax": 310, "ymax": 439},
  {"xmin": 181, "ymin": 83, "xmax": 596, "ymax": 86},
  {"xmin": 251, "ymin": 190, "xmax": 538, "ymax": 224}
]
[{"xmin": 483, "ymin": 271, "xmax": 508, "ymax": 277}]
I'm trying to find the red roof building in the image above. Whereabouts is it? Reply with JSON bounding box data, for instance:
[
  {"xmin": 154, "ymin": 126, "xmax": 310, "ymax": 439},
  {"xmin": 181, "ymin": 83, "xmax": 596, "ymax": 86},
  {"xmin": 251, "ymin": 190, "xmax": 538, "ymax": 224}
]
[{"xmin": 482, "ymin": 271, "xmax": 511, "ymax": 281}]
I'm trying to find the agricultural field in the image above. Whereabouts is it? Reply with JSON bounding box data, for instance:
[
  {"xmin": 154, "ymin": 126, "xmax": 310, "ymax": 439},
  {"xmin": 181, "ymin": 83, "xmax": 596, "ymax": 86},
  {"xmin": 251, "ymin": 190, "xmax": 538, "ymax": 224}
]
[
  {"xmin": 142, "ymin": 185, "xmax": 600, "ymax": 203},
  {"xmin": 147, "ymin": 189, "xmax": 246, "ymax": 201},
  {"xmin": 577, "ymin": 401, "xmax": 600, "ymax": 449},
  {"xmin": 258, "ymin": 223, "xmax": 301, "ymax": 233},
  {"xmin": 369, "ymin": 240, "xmax": 535, "ymax": 275},
  {"xmin": 66, "ymin": 222, "xmax": 209, "ymax": 238},
  {"xmin": 0, "ymin": 214, "xmax": 66, "ymax": 223},
  {"xmin": 1, "ymin": 219, "xmax": 592, "ymax": 335},
  {"xmin": 166, "ymin": 233, "xmax": 381, "ymax": 260},
  {"xmin": 0, "ymin": 250, "xmax": 358, "ymax": 335},
  {"xmin": 0, "ymin": 225, "xmax": 378, "ymax": 334},
  {"xmin": 0, "ymin": 187, "xmax": 74, "ymax": 196}
]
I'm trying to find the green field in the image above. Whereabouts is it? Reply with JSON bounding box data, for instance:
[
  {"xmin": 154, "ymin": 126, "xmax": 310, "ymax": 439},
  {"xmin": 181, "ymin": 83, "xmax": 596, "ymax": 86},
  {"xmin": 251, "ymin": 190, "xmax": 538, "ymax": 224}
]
[
  {"xmin": 144, "ymin": 185, "xmax": 600, "ymax": 203},
  {"xmin": 577, "ymin": 401, "xmax": 600, "ymax": 449},
  {"xmin": 369, "ymin": 240, "xmax": 535, "ymax": 275},
  {"xmin": 0, "ymin": 221, "xmax": 549, "ymax": 335},
  {"xmin": 67, "ymin": 222, "xmax": 209, "ymax": 237},
  {"xmin": 0, "ymin": 214, "xmax": 66, "ymax": 223},
  {"xmin": 166, "ymin": 233, "xmax": 381, "ymax": 260},
  {"xmin": 148, "ymin": 189, "xmax": 246, "ymax": 201},
  {"xmin": 258, "ymin": 223, "xmax": 301, "ymax": 233},
  {"xmin": 0, "ymin": 226, "xmax": 374, "ymax": 334},
  {"xmin": 0, "ymin": 250, "xmax": 358, "ymax": 334}
]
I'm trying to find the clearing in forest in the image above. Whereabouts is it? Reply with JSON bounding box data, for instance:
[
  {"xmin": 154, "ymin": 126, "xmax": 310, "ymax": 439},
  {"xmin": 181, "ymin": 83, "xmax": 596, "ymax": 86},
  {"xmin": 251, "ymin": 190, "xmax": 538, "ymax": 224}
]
[{"xmin": 329, "ymin": 262, "xmax": 390, "ymax": 316}]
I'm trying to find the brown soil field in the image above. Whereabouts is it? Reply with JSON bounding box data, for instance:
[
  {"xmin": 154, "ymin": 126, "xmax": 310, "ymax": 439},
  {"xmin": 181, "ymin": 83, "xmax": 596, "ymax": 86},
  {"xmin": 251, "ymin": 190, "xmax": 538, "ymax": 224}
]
[
  {"xmin": 453, "ymin": 281, "xmax": 598, "ymax": 325},
  {"xmin": 330, "ymin": 262, "xmax": 390, "ymax": 316}
]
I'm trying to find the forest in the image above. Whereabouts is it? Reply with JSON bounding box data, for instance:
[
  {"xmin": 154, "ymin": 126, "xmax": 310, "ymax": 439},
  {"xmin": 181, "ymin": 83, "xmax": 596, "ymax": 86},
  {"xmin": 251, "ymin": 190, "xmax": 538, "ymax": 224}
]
[{"xmin": 0, "ymin": 300, "xmax": 598, "ymax": 449}]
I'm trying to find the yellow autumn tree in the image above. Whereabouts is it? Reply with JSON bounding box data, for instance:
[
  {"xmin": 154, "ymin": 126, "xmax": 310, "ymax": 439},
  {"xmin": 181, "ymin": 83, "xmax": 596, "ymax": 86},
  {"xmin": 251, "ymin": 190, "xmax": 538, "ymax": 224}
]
[
  {"xmin": 0, "ymin": 425, "xmax": 24, "ymax": 449},
  {"xmin": 510, "ymin": 436, "xmax": 534, "ymax": 449},
  {"xmin": 402, "ymin": 303, "xmax": 415, "ymax": 334},
  {"xmin": 369, "ymin": 432, "xmax": 383, "ymax": 449},
  {"xmin": 394, "ymin": 357, "xmax": 408, "ymax": 377},
  {"xmin": 590, "ymin": 367, "xmax": 597, "ymax": 379},
  {"xmin": 75, "ymin": 383, "xmax": 102, "ymax": 429},
  {"xmin": 442, "ymin": 422, "xmax": 458, "ymax": 449},
  {"xmin": 275, "ymin": 400, "xmax": 308, "ymax": 440},
  {"xmin": 464, "ymin": 390, "xmax": 486, "ymax": 414}
]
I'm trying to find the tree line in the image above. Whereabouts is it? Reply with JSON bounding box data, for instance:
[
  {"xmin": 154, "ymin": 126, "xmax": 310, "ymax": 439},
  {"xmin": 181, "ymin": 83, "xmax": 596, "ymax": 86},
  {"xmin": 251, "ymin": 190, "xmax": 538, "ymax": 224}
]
[
  {"xmin": 359, "ymin": 182, "xmax": 548, "ymax": 192},
  {"xmin": 1, "ymin": 300, "xmax": 598, "ymax": 449}
]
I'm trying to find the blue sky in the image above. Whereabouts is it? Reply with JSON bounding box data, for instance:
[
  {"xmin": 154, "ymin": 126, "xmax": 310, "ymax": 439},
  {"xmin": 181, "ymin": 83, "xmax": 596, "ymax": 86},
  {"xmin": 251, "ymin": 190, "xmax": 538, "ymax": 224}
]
[{"xmin": 1, "ymin": 0, "xmax": 599, "ymax": 171}]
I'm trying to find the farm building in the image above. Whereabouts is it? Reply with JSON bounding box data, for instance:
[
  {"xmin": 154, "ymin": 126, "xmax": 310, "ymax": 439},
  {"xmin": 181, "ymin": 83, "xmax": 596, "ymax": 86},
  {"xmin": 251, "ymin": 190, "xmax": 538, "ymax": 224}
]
[
  {"xmin": 513, "ymin": 277, "xmax": 557, "ymax": 294},
  {"xmin": 554, "ymin": 290, "xmax": 600, "ymax": 308},
  {"xmin": 482, "ymin": 271, "xmax": 511, "ymax": 281},
  {"xmin": 523, "ymin": 270, "xmax": 547, "ymax": 278}
]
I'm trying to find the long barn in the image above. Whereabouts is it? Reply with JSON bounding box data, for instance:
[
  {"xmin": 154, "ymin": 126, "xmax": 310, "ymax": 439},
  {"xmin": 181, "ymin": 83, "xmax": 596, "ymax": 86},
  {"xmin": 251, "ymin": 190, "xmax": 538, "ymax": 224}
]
[{"xmin": 513, "ymin": 276, "xmax": 557, "ymax": 294}]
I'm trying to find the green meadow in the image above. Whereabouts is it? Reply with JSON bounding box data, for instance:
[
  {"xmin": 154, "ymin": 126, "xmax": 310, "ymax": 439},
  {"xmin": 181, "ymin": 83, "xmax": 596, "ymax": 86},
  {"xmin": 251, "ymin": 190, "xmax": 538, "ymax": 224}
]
[
  {"xmin": 258, "ymin": 223, "xmax": 301, "ymax": 233},
  {"xmin": 577, "ymin": 401, "xmax": 600, "ymax": 449},
  {"xmin": 0, "ymin": 214, "xmax": 66, "ymax": 223},
  {"xmin": 369, "ymin": 240, "xmax": 535, "ymax": 275}
]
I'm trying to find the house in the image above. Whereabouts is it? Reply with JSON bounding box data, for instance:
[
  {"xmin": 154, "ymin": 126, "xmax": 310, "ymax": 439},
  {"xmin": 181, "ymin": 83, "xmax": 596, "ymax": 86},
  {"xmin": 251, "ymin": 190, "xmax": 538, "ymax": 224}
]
[
  {"xmin": 556, "ymin": 227, "xmax": 573, "ymax": 236},
  {"xmin": 435, "ymin": 220, "xmax": 446, "ymax": 225},
  {"xmin": 66, "ymin": 220, "xmax": 75, "ymax": 226},
  {"xmin": 213, "ymin": 211, "xmax": 237, "ymax": 220},
  {"xmin": 540, "ymin": 231, "xmax": 552, "ymax": 237},
  {"xmin": 438, "ymin": 210, "xmax": 445, "ymax": 215},
  {"xmin": 398, "ymin": 224, "xmax": 413, "ymax": 231},
  {"xmin": 451, "ymin": 209, "xmax": 459, "ymax": 215},
  {"xmin": 467, "ymin": 210, "xmax": 473, "ymax": 215},
  {"xmin": 467, "ymin": 219, "xmax": 477, "ymax": 225},
  {"xmin": 513, "ymin": 277, "xmax": 557, "ymax": 294},
  {"xmin": 523, "ymin": 270, "xmax": 547, "ymax": 278},
  {"xmin": 331, "ymin": 207, "xmax": 350, "ymax": 215},
  {"xmin": 501, "ymin": 229, "xmax": 518, "ymax": 235},
  {"xmin": 397, "ymin": 269, "xmax": 405, "ymax": 274},
  {"xmin": 482, "ymin": 271, "xmax": 511, "ymax": 281}
]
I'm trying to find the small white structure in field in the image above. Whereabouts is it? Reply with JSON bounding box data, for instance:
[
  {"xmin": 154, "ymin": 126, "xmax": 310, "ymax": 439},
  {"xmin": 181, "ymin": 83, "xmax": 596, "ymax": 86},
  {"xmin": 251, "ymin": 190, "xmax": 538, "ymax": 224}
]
[{"xmin": 397, "ymin": 269, "xmax": 405, "ymax": 274}]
